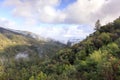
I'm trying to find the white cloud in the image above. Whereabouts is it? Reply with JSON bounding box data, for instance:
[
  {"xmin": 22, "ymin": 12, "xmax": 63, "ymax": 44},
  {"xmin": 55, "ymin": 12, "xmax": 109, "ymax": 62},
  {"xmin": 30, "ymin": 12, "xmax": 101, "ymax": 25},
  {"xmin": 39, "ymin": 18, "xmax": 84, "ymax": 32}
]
[
  {"xmin": 3, "ymin": 0, "xmax": 64, "ymax": 24},
  {"xmin": 63, "ymin": 0, "xmax": 105, "ymax": 24},
  {"xmin": 65, "ymin": 0, "xmax": 120, "ymax": 25},
  {"xmin": 95, "ymin": 0, "xmax": 120, "ymax": 24},
  {"xmin": 24, "ymin": 25, "xmax": 93, "ymax": 43},
  {"xmin": 0, "ymin": 17, "xmax": 16, "ymax": 28},
  {"xmin": 38, "ymin": 6, "xmax": 64, "ymax": 23},
  {"xmin": 3, "ymin": 0, "xmax": 120, "ymax": 25},
  {"xmin": 0, "ymin": 17, "xmax": 93, "ymax": 43},
  {"xmin": 1, "ymin": 1, "xmax": 119, "ymax": 23},
  {"xmin": 62, "ymin": 0, "xmax": 120, "ymax": 25},
  {"xmin": 1, "ymin": 0, "xmax": 120, "ymax": 43}
]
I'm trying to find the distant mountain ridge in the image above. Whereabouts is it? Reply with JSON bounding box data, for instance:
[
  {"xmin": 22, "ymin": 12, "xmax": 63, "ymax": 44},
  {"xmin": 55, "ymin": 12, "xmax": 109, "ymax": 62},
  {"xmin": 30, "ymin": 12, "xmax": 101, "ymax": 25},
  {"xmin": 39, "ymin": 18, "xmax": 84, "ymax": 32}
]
[
  {"xmin": 0, "ymin": 26, "xmax": 66, "ymax": 58},
  {"xmin": 1, "ymin": 27, "xmax": 53, "ymax": 42}
]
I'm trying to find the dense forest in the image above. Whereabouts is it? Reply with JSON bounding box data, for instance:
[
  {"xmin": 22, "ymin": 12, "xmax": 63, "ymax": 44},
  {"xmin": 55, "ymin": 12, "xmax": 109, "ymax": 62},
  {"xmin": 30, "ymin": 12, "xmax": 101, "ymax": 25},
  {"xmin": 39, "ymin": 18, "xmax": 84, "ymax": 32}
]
[
  {"xmin": 0, "ymin": 17, "xmax": 120, "ymax": 80},
  {"xmin": 0, "ymin": 27, "xmax": 66, "ymax": 80}
]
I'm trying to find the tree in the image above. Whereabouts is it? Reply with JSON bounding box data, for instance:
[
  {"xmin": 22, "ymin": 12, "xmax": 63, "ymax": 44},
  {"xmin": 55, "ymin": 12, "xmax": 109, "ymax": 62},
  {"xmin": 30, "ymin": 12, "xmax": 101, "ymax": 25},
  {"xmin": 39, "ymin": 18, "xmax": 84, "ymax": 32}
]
[
  {"xmin": 29, "ymin": 76, "xmax": 35, "ymax": 80},
  {"xmin": 114, "ymin": 17, "xmax": 120, "ymax": 29},
  {"xmin": 95, "ymin": 20, "xmax": 101, "ymax": 30},
  {"xmin": 36, "ymin": 71, "xmax": 47, "ymax": 80},
  {"xmin": 67, "ymin": 40, "xmax": 72, "ymax": 47}
]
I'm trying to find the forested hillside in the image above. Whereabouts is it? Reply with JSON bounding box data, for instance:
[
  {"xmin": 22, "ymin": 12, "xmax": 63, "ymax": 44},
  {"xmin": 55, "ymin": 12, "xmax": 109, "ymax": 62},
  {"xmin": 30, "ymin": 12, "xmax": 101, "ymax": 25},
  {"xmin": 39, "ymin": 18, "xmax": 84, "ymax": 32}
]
[
  {"xmin": 0, "ymin": 17, "xmax": 120, "ymax": 80},
  {"xmin": 0, "ymin": 27, "xmax": 66, "ymax": 80},
  {"xmin": 37, "ymin": 17, "xmax": 120, "ymax": 80}
]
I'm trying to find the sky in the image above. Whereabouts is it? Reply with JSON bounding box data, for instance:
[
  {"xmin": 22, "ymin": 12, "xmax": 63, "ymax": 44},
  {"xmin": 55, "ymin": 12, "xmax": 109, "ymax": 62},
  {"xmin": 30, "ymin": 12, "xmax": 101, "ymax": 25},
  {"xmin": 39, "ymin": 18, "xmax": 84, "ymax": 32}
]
[{"xmin": 0, "ymin": 0, "xmax": 120, "ymax": 43}]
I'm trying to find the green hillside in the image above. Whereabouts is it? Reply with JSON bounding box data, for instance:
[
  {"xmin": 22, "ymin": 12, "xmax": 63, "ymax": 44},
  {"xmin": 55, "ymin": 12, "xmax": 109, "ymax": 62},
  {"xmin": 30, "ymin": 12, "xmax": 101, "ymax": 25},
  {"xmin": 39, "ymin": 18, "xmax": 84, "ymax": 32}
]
[
  {"xmin": 37, "ymin": 17, "xmax": 120, "ymax": 80},
  {"xmin": 0, "ymin": 27, "xmax": 66, "ymax": 57},
  {"xmin": 0, "ymin": 27, "xmax": 66, "ymax": 80},
  {"xmin": 0, "ymin": 17, "xmax": 120, "ymax": 80}
]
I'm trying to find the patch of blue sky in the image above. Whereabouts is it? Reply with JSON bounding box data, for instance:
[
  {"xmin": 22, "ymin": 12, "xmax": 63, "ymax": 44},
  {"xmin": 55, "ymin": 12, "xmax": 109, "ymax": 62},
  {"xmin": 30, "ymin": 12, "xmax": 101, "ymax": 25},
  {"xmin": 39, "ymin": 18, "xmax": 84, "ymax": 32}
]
[
  {"xmin": 57, "ymin": 0, "xmax": 77, "ymax": 9},
  {"xmin": 0, "ymin": 7, "xmax": 23, "ymax": 25},
  {"xmin": 0, "ymin": 0, "xmax": 4, "ymax": 3}
]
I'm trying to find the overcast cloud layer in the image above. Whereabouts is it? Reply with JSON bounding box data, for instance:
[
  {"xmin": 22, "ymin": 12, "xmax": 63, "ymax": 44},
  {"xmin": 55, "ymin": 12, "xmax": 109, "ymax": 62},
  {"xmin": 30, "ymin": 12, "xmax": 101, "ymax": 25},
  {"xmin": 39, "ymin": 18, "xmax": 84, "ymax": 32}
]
[
  {"xmin": 0, "ymin": 0, "xmax": 120, "ymax": 42},
  {"xmin": 3, "ymin": 0, "xmax": 120, "ymax": 25}
]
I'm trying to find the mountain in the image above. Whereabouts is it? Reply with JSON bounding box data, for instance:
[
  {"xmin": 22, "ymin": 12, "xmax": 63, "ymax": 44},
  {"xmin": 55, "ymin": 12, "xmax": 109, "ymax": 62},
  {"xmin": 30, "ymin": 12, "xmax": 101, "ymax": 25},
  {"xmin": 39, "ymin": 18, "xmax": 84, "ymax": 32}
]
[
  {"xmin": 0, "ymin": 26, "xmax": 66, "ymax": 59},
  {"xmin": 6, "ymin": 27, "xmax": 55, "ymax": 41},
  {"xmin": 0, "ymin": 26, "xmax": 67, "ymax": 79},
  {"xmin": 0, "ymin": 17, "xmax": 120, "ymax": 80},
  {"xmin": 37, "ymin": 17, "xmax": 120, "ymax": 80}
]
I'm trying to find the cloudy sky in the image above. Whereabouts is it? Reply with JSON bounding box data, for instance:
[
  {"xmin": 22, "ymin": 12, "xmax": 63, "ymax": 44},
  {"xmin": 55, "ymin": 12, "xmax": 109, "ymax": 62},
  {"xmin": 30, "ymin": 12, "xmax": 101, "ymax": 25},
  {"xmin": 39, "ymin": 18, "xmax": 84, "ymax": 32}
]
[{"xmin": 0, "ymin": 0, "xmax": 120, "ymax": 43}]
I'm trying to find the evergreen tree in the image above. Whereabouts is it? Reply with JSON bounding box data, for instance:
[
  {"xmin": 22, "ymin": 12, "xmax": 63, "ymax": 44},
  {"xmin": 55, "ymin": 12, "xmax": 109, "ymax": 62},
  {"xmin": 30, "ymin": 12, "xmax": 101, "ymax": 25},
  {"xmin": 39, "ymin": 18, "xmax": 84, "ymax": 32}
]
[
  {"xmin": 95, "ymin": 19, "xmax": 101, "ymax": 30},
  {"xmin": 67, "ymin": 40, "xmax": 72, "ymax": 47}
]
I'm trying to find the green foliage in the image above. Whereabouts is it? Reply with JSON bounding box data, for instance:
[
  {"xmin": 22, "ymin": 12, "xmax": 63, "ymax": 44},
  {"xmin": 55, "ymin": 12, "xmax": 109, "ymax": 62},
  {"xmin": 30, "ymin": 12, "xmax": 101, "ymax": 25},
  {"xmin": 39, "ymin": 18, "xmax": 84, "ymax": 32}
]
[
  {"xmin": 36, "ymin": 71, "xmax": 47, "ymax": 80},
  {"xmin": 0, "ymin": 17, "xmax": 120, "ymax": 80},
  {"xmin": 114, "ymin": 17, "xmax": 120, "ymax": 28},
  {"xmin": 98, "ymin": 32, "xmax": 111, "ymax": 44},
  {"xmin": 57, "ymin": 64, "xmax": 76, "ymax": 75},
  {"xmin": 0, "ymin": 65, "xmax": 5, "ymax": 79},
  {"xmin": 107, "ymin": 43, "xmax": 119, "ymax": 55},
  {"xmin": 29, "ymin": 76, "xmax": 35, "ymax": 80},
  {"xmin": 89, "ymin": 51, "xmax": 102, "ymax": 63}
]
